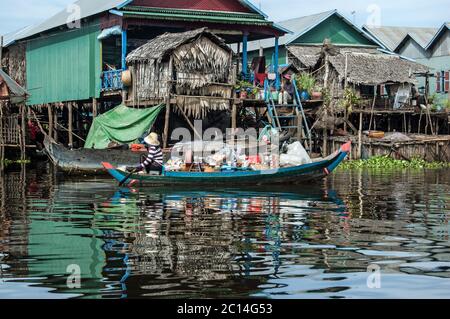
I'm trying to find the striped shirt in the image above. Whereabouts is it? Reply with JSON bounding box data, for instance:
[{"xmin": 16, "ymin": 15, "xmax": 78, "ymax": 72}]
[{"xmin": 140, "ymin": 145, "xmax": 163, "ymax": 169}]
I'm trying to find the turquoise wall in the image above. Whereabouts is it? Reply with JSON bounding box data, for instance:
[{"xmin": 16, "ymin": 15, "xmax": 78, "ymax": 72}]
[
  {"xmin": 247, "ymin": 46, "xmax": 287, "ymax": 68},
  {"xmin": 26, "ymin": 21, "xmax": 101, "ymax": 105}
]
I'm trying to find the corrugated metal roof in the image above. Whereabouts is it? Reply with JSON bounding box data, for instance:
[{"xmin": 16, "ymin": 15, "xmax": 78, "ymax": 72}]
[
  {"xmin": 2, "ymin": 25, "xmax": 37, "ymax": 47},
  {"xmin": 4, "ymin": 0, "xmax": 126, "ymax": 45},
  {"xmin": 363, "ymin": 25, "xmax": 438, "ymax": 51},
  {"xmin": 424, "ymin": 22, "xmax": 450, "ymax": 50},
  {"xmin": 247, "ymin": 10, "xmax": 335, "ymax": 51},
  {"xmin": 3, "ymin": 0, "xmax": 277, "ymax": 46},
  {"xmin": 247, "ymin": 10, "xmax": 380, "ymax": 52}
]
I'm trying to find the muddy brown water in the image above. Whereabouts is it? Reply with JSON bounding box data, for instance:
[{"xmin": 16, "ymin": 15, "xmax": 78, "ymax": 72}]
[{"xmin": 0, "ymin": 163, "xmax": 449, "ymax": 299}]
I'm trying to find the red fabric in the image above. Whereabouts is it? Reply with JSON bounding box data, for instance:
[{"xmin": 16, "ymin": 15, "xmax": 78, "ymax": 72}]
[
  {"xmin": 445, "ymin": 71, "xmax": 449, "ymax": 92},
  {"xmin": 131, "ymin": 0, "xmax": 252, "ymax": 13},
  {"xmin": 247, "ymin": 155, "xmax": 261, "ymax": 164},
  {"xmin": 255, "ymin": 73, "xmax": 267, "ymax": 85},
  {"xmin": 28, "ymin": 121, "xmax": 39, "ymax": 140},
  {"xmin": 436, "ymin": 72, "xmax": 441, "ymax": 92}
]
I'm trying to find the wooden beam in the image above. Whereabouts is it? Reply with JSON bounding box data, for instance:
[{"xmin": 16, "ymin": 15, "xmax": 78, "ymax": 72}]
[{"xmin": 176, "ymin": 105, "xmax": 202, "ymax": 140}]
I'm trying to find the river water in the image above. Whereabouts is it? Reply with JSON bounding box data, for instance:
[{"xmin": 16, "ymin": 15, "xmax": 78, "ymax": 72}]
[{"xmin": 0, "ymin": 163, "xmax": 449, "ymax": 299}]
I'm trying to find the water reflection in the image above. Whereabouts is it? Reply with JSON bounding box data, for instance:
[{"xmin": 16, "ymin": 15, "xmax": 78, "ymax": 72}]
[{"xmin": 0, "ymin": 163, "xmax": 449, "ymax": 299}]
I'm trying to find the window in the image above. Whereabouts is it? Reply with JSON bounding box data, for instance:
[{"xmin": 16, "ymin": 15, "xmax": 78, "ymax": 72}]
[
  {"xmin": 436, "ymin": 71, "xmax": 450, "ymax": 93},
  {"xmin": 445, "ymin": 71, "xmax": 450, "ymax": 93}
]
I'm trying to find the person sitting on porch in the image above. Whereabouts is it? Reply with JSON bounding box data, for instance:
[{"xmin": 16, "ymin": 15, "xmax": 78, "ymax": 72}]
[
  {"xmin": 280, "ymin": 74, "xmax": 295, "ymax": 105},
  {"xmin": 130, "ymin": 132, "xmax": 163, "ymax": 174}
]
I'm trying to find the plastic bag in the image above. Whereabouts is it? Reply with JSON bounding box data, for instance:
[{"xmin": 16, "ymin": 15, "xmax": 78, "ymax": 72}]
[{"xmin": 280, "ymin": 142, "xmax": 312, "ymax": 167}]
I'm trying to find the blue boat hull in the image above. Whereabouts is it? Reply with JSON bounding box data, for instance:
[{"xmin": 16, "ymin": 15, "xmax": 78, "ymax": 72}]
[{"xmin": 103, "ymin": 142, "xmax": 350, "ymax": 187}]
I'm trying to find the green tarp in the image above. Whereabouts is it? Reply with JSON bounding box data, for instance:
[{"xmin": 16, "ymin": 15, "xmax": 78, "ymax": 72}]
[{"xmin": 84, "ymin": 104, "xmax": 164, "ymax": 149}]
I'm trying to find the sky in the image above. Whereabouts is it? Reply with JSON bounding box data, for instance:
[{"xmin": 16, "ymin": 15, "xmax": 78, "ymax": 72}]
[{"xmin": 0, "ymin": 0, "xmax": 449, "ymax": 36}]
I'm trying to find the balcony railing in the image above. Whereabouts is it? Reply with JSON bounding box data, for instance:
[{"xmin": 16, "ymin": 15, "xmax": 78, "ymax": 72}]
[{"xmin": 102, "ymin": 69, "xmax": 123, "ymax": 91}]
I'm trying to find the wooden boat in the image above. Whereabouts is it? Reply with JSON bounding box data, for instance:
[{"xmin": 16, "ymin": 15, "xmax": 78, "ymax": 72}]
[
  {"xmin": 102, "ymin": 141, "xmax": 351, "ymax": 187},
  {"xmin": 43, "ymin": 135, "xmax": 288, "ymax": 175},
  {"xmin": 44, "ymin": 136, "xmax": 144, "ymax": 174}
]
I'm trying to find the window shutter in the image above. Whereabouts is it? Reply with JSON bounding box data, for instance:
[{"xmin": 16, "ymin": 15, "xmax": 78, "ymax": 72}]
[
  {"xmin": 445, "ymin": 71, "xmax": 449, "ymax": 92},
  {"xmin": 436, "ymin": 72, "xmax": 441, "ymax": 92}
]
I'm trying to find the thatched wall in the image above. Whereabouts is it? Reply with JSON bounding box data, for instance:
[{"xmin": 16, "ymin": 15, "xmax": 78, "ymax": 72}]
[
  {"xmin": 131, "ymin": 60, "xmax": 171, "ymax": 102},
  {"xmin": 1, "ymin": 43, "xmax": 26, "ymax": 87},
  {"xmin": 126, "ymin": 28, "xmax": 233, "ymax": 118}
]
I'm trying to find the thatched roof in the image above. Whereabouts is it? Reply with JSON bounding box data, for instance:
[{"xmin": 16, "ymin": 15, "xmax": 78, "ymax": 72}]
[
  {"xmin": 287, "ymin": 45, "xmax": 380, "ymax": 69},
  {"xmin": 0, "ymin": 69, "xmax": 28, "ymax": 104},
  {"xmin": 126, "ymin": 28, "xmax": 232, "ymax": 63},
  {"xmin": 287, "ymin": 46, "xmax": 321, "ymax": 68},
  {"xmin": 328, "ymin": 52, "xmax": 429, "ymax": 85}
]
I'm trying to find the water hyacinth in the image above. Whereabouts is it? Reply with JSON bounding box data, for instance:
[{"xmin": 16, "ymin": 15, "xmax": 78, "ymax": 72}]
[{"xmin": 338, "ymin": 156, "xmax": 450, "ymax": 170}]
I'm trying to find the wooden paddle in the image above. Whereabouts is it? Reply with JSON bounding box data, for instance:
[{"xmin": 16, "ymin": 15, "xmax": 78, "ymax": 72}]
[{"xmin": 119, "ymin": 168, "xmax": 137, "ymax": 187}]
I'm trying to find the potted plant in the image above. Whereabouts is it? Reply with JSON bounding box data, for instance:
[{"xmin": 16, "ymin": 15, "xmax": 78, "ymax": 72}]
[
  {"xmin": 311, "ymin": 85, "xmax": 323, "ymax": 100},
  {"xmin": 340, "ymin": 87, "xmax": 360, "ymax": 114},
  {"xmin": 295, "ymin": 73, "xmax": 316, "ymax": 101},
  {"xmin": 235, "ymin": 80, "xmax": 253, "ymax": 99}
]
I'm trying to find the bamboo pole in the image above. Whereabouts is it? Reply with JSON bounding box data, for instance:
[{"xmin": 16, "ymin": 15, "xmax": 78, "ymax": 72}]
[
  {"xmin": 68, "ymin": 102, "xmax": 73, "ymax": 148},
  {"xmin": 0, "ymin": 103, "xmax": 4, "ymax": 170},
  {"xmin": 358, "ymin": 112, "xmax": 363, "ymax": 159},
  {"xmin": 176, "ymin": 105, "xmax": 202, "ymax": 140},
  {"xmin": 21, "ymin": 104, "xmax": 26, "ymax": 161},
  {"xmin": 163, "ymin": 56, "xmax": 173, "ymax": 149},
  {"xmin": 53, "ymin": 105, "xmax": 58, "ymax": 143}
]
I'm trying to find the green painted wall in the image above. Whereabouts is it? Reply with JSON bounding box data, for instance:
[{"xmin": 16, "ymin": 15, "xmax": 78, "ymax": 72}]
[
  {"xmin": 247, "ymin": 46, "xmax": 287, "ymax": 68},
  {"xmin": 26, "ymin": 21, "xmax": 101, "ymax": 105},
  {"xmin": 291, "ymin": 15, "xmax": 374, "ymax": 46}
]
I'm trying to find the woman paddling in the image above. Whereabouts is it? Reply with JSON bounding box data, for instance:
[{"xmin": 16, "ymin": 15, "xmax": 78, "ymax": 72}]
[{"xmin": 129, "ymin": 132, "xmax": 163, "ymax": 174}]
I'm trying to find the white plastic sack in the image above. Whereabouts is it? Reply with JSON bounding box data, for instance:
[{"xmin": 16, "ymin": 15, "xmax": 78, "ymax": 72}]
[{"xmin": 280, "ymin": 142, "xmax": 312, "ymax": 167}]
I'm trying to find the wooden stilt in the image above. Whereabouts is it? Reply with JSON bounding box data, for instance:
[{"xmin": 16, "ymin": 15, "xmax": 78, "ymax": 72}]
[
  {"xmin": 48, "ymin": 104, "xmax": 53, "ymax": 139},
  {"xmin": 92, "ymin": 98, "xmax": 98, "ymax": 118},
  {"xmin": 418, "ymin": 110, "xmax": 423, "ymax": 134},
  {"xmin": 322, "ymin": 127, "xmax": 327, "ymax": 156},
  {"xmin": 408, "ymin": 114, "xmax": 412, "ymax": 133},
  {"xmin": 163, "ymin": 56, "xmax": 173, "ymax": 149},
  {"xmin": 163, "ymin": 104, "xmax": 171, "ymax": 149},
  {"xmin": 21, "ymin": 104, "xmax": 26, "ymax": 161},
  {"xmin": 0, "ymin": 103, "xmax": 4, "ymax": 170},
  {"xmin": 358, "ymin": 112, "xmax": 363, "ymax": 159},
  {"xmin": 54, "ymin": 105, "xmax": 58, "ymax": 143},
  {"xmin": 231, "ymin": 103, "xmax": 237, "ymax": 130},
  {"xmin": 68, "ymin": 102, "xmax": 73, "ymax": 148}
]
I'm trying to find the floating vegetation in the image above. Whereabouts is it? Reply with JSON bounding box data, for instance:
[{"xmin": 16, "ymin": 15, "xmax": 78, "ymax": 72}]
[
  {"xmin": 339, "ymin": 156, "xmax": 450, "ymax": 170},
  {"xmin": 2, "ymin": 159, "xmax": 31, "ymax": 167}
]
